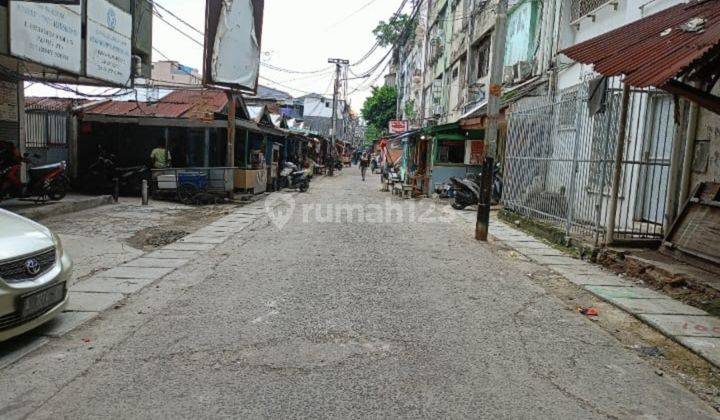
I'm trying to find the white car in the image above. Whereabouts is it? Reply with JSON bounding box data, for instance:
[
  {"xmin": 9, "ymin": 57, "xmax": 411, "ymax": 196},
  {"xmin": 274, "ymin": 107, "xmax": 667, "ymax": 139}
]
[{"xmin": 0, "ymin": 209, "xmax": 72, "ymax": 341}]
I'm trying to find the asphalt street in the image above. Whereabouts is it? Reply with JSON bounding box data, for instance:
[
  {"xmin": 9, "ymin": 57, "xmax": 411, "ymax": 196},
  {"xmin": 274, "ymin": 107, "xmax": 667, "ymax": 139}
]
[{"xmin": 0, "ymin": 168, "xmax": 717, "ymax": 419}]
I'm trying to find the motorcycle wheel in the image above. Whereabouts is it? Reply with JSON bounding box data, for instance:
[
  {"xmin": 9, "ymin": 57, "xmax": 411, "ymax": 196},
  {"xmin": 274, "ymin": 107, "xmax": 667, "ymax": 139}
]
[
  {"xmin": 299, "ymin": 181, "xmax": 309, "ymax": 193},
  {"xmin": 47, "ymin": 178, "xmax": 68, "ymax": 201},
  {"xmin": 452, "ymin": 201, "xmax": 468, "ymax": 210},
  {"xmin": 177, "ymin": 183, "xmax": 199, "ymax": 205}
]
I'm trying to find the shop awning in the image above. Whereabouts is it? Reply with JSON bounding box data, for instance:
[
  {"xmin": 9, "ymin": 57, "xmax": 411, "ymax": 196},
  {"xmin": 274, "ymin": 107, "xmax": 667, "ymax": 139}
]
[
  {"xmin": 424, "ymin": 122, "xmax": 485, "ymax": 140},
  {"xmin": 562, "ymin": 0, "xmax": 720, "ymax": 113}
]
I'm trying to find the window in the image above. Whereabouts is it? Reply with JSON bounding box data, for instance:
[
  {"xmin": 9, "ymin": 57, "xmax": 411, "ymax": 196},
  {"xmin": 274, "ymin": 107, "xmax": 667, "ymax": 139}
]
[
  {"xmin": 473, "ymin": 36, "xmax": 491, "ymax": 81},
  {"xmin": 437, "ymin": 141, "xmax": 465, "ymax": 164},
  {"xmin": 325, "ymin": 102, "xmax": 330, "ymax": 108},
  {"xmin": 25, "ymin": 111, "xmax": 67, "ymax": 148},
  {"xmin": 25, "ymin": 112, "xmax": 46, "ymax": 148}
]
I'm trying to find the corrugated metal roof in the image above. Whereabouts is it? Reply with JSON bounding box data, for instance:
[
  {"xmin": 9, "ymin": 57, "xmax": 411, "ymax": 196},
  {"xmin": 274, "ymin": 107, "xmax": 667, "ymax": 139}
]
[
  {"xmin": 562, "ymin": 0, "xmax": 720, "ymax": 87},
  {"xmin": 82, "ymin": 89, "xmax": 229, "ymax": 120},
  {"xmin": 25, "ymin": 97, "xmax": 91, "ymax": 111},
  {"xmin": 85, "ymin": 101, "xmax": 193, "ymax": 118}
]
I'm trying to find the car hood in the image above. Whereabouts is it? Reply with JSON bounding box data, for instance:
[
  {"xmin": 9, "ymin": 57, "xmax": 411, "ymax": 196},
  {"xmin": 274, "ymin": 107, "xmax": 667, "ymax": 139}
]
[{"xmin": 0, "ymin": 209, "xmax": 53, "ymax": 261}]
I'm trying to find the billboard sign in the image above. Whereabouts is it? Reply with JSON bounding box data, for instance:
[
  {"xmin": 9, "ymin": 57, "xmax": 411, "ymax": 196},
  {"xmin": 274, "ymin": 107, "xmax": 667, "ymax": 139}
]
[
  {"xmin": 86, "ymin": 0, "xmax": 132, "ymax": 86},
  {"xmin": 10, "ymin": 1, "xmax": 82, "ymax": 74},
  {"xmin": 388, "ymin": 120, "xmax": 409, "ymax": 134},
  {"xmin": 204, "ymin": 0, "xmax": 265, "ymax": 92},
  {"xmin": 19, "ymin": 1, "xmax": 80, "ymax": 3}
]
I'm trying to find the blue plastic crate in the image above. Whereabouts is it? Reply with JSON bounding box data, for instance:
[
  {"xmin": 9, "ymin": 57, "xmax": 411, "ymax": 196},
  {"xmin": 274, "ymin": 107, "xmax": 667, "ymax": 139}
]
[{"xmin": 178, "ymin": 172, "xmax": 208, "ymax": 190}]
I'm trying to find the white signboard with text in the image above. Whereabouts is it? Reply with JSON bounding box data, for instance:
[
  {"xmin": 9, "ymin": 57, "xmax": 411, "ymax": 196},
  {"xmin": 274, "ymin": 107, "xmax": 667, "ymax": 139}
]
[
  {"xmin": 10, "ymin": 1, "xmax": 82, "ymax": 74},
  {"xmin": 389, "ymin": 120, "xmax": 409, "ymax": 134},
  {"xmin": 86, "ymin": 0, "xmax": 132, "ymax": 86}
]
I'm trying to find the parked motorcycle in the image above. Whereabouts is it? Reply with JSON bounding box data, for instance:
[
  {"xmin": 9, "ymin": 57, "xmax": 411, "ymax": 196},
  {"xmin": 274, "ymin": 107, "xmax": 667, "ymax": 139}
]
[
  {"xmin": 78, "ymin": 147, "xmax": 150, "ymax": 195},
  {"xmin": 449, "ymin": 163, "xmax": 503, "ymax": 210},
  {"xmin": 278, "ymin": 162, "xmax": 310, "ymax": 192},
  {"xmin": 0, "ymin": 154, "xmax": 69, "ymax": 203}
]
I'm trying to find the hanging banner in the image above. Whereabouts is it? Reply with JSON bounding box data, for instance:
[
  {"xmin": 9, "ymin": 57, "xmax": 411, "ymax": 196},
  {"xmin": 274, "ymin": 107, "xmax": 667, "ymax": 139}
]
[
  {"xmin": 204, "ymin": 0, "xmax": 265, "ymax": 93},
  {"xmin": 86, "ymin": 0, "xmax": 132, "ymax": 86},
  {"xmin": 10, "ymin": 1, "xmax": 83, "ymax": 74}
]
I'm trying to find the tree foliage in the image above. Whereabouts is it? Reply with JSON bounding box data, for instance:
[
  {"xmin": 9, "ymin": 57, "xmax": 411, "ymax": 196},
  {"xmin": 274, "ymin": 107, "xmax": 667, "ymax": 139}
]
[
  {"xmin": 361, "ymin": 85, "xmax": 398, "ymax": 142},
  {"xmin": 373, "ymin": 14, "xmax": 414, "ymax": 47}
]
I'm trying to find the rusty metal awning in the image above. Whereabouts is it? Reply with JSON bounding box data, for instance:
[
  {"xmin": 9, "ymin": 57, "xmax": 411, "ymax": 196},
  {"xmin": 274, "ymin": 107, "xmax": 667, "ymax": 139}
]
[{"xmin": 562, "ymin": 0, "xmax": 720, "ymax": 88}]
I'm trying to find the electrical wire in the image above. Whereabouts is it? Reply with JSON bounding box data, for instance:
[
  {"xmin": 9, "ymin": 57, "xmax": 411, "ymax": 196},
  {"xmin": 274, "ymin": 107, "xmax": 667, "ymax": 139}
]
[
  {"xmin": 260, "ymin": 62, "xmax": 332, "ymax": 75},
  {"xmin": 152, "ymin": 9, "xmax": 204, "ymax": 47},
  {"xmin": 152, "ymin": 0, "xmax": 204, "ymax": 36},
  {"xmin": 325, "ymin": 0, "xmax": 379, "ymax": 30}
]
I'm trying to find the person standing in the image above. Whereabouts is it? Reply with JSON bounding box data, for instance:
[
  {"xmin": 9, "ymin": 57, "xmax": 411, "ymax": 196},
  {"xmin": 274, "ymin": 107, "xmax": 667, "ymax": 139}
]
[
  {"xmin": 150, "ymin": 140, "xmax": 171, "ymax": 169},
  {"xmin": 359, "ymin": 152, "xmax": 370, "ymax": 181}
]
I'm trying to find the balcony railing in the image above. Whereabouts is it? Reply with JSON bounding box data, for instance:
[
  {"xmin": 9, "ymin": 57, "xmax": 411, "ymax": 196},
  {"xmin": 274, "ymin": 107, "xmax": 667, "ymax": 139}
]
[{"xmin": 571, "ymin": 0, "xmax": 613, "ymax": 21}]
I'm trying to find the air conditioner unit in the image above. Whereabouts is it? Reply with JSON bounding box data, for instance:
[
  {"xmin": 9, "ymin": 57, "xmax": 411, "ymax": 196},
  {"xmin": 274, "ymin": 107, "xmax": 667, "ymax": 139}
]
[
  {"xmin": 514, "ymin": 61, "xmax": 532, "ymax": 81},
  {"xmin": 503, "ymin": 66, "xmax": 514, "ymax": 84}
]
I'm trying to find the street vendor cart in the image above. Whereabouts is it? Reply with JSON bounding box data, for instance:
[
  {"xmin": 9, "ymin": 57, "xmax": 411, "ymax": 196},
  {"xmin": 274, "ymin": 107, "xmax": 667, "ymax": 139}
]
[{"xmin": 152, "ymin": 167, "xmax": 236, "ymax": 204}]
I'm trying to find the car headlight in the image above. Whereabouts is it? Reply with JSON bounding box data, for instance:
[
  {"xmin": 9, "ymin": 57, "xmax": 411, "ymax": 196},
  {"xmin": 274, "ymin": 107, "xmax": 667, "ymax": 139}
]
[{"xmin": 52, "ymin": 232, "xmax": 64, "ymax": 258}]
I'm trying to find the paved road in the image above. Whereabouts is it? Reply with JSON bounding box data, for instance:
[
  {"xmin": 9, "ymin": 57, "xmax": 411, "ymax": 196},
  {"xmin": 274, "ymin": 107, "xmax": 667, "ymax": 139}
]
[{"xmin": 1, "ymin": 168, "xmax": 717, "ymax": 419}]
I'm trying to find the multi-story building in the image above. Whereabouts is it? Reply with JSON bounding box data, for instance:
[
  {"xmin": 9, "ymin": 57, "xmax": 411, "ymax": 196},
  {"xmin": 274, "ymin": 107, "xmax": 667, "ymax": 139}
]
[
  {"xmin": 151, "ymin": 61, "xmax": 202, "ymax": 86},
  {"xmin": 391, "ymin": 0, "xmax": 718, "ymax": 250}
]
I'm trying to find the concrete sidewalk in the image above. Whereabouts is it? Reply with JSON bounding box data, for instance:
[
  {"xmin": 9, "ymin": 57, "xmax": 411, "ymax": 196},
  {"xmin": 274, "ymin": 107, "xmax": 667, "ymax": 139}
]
[
  {"xmin": 0, "ymin": 196, "xmax": 281, "ymax": 370},
  {"xmin": 447, "ymin": 208, "xmax": 720, "ymax": 368},
  {"xmin": 1, "ymin": 194, "xmax": 113, "ymax": 220}
]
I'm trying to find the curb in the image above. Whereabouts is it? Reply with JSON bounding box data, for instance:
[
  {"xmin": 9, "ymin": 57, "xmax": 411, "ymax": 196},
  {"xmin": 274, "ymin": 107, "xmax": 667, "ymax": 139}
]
[
  {"xmin": 11, "ymin": 195, "xmax": 114, "ymax": 221},
  {"xmin": 440, "ymin": 205, "xmax": 720, "ymax": 369}
]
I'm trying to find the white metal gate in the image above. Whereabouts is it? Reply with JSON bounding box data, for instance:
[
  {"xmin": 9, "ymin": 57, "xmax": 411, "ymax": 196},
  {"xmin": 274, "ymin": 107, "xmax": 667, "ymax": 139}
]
[{"xmin": 503, "ymin": 78, "xmax": 676, "ymax": 246}]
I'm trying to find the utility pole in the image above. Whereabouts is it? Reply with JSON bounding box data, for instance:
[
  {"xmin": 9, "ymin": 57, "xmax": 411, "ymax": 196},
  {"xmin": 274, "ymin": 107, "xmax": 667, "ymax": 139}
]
[
  {"xmin": 328, "ymin": 58, "xmax": 349, "ymax": 176},
  {"xmin": 476, "ymin": 0, "xmax": 508, "ymax": 241}
]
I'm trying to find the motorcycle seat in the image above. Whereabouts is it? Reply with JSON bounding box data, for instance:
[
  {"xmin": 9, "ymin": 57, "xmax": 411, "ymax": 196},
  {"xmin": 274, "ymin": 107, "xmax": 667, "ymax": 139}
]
[{"xmin": 115, "ymin": 166, "xmax": 147, "ymax": 173}]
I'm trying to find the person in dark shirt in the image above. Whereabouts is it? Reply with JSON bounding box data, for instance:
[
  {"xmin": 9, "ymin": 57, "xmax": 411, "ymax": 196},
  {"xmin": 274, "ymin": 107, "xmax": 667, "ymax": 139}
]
[{"xmin": 359, "ymin": 152, "xmax": 370, "ymax": 181}]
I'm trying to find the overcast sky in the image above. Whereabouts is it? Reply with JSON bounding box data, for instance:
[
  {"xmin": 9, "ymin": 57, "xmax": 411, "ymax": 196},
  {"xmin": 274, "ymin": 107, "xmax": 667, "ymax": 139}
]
[{"xmin": 26, "ymin": 0, "xmax": 407, "ymax": 112}]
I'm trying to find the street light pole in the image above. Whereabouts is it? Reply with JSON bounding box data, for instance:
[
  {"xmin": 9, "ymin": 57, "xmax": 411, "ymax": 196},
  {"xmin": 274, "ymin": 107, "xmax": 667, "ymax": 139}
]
[
  {"xmin": 328, "ymin": 58, "xmax": 349, "ymax": 176},
  {"xmin": 476, "ymin": 0, "xmax": 508, "ymax": 241}
]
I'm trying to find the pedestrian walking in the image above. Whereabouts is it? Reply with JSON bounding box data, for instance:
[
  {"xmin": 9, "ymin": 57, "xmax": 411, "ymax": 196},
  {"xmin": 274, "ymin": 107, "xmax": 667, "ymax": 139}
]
[{"xmin": 359, "ymin": 152, "xmax": 370, "ymax": 181}]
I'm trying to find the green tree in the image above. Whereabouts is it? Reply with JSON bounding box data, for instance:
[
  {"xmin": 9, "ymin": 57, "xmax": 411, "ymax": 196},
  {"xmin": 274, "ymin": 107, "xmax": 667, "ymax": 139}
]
[
  {"xmin": 361, "ymin": 85, "xmax": 398, "ymax": 142},
  {"xmin": 373, "ymin": 14, "xmax": 414, "ymax": 47}
]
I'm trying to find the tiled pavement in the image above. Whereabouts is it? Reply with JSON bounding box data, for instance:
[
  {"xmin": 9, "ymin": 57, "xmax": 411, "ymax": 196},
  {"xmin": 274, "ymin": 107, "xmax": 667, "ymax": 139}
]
[
  {"xmin": 448, "ymin": 208, "xmax": 720, "ymax": 368},
  {"xmin": 38, "ymin": 199, "xmax": 274, "ymax": 342}
]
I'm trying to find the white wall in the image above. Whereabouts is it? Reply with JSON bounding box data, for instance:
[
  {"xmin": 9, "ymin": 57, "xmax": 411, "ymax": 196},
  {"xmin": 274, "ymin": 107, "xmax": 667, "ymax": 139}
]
[{"xmin": 302, "ymin": 96, "xmax": 346, "ymax": 118}]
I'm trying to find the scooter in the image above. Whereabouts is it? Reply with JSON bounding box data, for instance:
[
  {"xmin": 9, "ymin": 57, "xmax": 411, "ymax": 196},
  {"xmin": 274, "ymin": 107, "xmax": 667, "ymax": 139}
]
[
  {"xmin": 278, "ymin": 162, "xmax": 310, "ymax": 192},
  {"xmin": 450, "ymin": 176, "xmax": 481, "ymax": 210},
  {"xmin": 449, "ymin": 164, "xmax": 503, "ymax": 210},
  {"xmin": 0, "ymin": 154, "xmax": 69, "ymax": 203},
  {"xmin": 78, "ymin": 147, "xmax": 150, "ymax": 195}
]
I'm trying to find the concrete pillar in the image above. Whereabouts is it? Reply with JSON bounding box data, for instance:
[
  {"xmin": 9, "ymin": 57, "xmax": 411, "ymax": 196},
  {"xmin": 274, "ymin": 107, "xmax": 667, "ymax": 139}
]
[{"xmin": 204, "ymin": 128, "xmax": 210, "ymax": 167}]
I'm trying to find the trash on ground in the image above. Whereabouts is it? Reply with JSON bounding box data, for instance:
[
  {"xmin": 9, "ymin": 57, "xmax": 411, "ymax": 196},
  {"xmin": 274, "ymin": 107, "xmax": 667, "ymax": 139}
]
[{"xmin": 577, "ymin": 307, "xmax": 599, "ymax": 318}]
